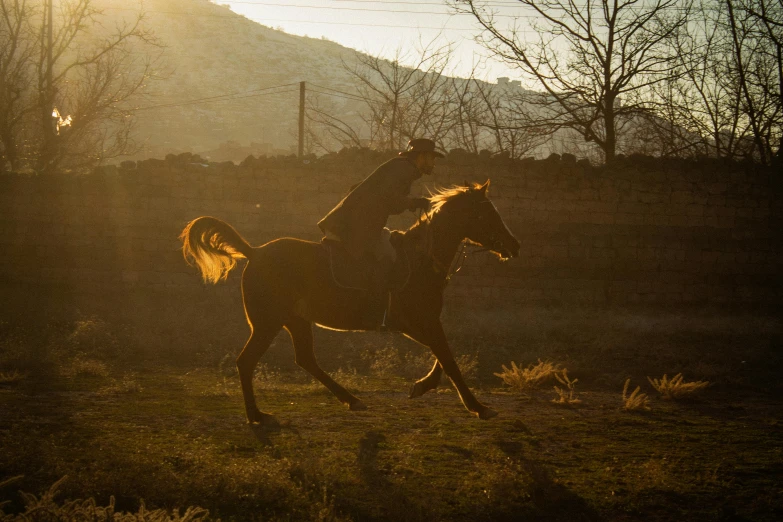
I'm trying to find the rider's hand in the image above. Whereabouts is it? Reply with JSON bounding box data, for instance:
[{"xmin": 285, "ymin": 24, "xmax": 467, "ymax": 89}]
[{"xmin": 408, "ymin": 197, "xmax": 430, "ymax": 212}]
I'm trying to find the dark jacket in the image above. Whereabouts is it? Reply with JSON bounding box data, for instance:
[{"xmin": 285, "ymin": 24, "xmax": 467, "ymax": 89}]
[{"xmin": 318, "ymin": 156, "xmax": 422, "ymax": 255}]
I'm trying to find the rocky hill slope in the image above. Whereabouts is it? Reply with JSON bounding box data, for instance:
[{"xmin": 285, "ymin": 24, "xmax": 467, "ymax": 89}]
[{"xmin": 101, "ymin": 0, "xmax": 367, "ymax": 160}]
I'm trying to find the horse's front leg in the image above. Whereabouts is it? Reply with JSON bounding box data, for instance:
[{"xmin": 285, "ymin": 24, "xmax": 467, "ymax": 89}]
[
  {"xmin": 409, "ymin": 360, "xmax": 442, "ymax": 399},
  {"xmin": 403, "ymin": 320, "xmax": 497, "ymax": 419}
]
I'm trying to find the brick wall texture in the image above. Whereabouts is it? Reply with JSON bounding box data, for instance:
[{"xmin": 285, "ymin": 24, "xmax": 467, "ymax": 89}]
[{"xmin": 1, "ymin": 151, "xmax": 781, "ymax": 307}]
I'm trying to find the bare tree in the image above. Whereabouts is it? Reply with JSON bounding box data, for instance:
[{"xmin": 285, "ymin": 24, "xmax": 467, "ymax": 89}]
[
  {"xmin": 0, "ymin": 0, "xmax": 160, "ymax": 174},
  {"xmin": 0, "ymin": 0, "xmax": 38, "ymax": 171},
  {"xmin": 449, "ymin": 77, "xmax": 547, "ymax": 158},
  {"xmin": 639, "ymin": 1, "xmax": 741, "ymax": 158},
  {"xmin": 753, "ymin": 0, "xmax": 783, "ymax": 161},
  {"xmin": 304, "ymin": 92, "xmax": 366, "ymax": 153},
  {"xmin": 646, "ymin": 0, "xmax": 781, "ymax": 163},
  {"xmin": 453, "ymin": 0, "xmax": 691, "ymax": 163},
  {"xmin": 726, "ymin": 0, "xmax": 782, "ymax": 163},
  {"xmin": 344, "ymin": 38, "xmax": 456, "ymax": 151},
  {"xmin": 447, "ymin": 74, "xmax": 485, "ymax": 153},
  {"xmin": 305, "ymin": 37, "xmax": 547, "ymax": 159}
]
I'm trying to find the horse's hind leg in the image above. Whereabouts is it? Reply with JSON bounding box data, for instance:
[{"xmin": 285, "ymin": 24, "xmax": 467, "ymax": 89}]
[
  {"xmin": 409, "ymin": 360, "xmax": 443, "ymax": 399},
  {"xmin": 403, "ymin": 320, "xmax": 496, "ymax": 419},
  {"xmin": 285, "ymin": 316, "xmax": 367, "ymax": 411},
  {"xmin": 237, "ymin": 323, "xmax": 282, "ymax": 426}
]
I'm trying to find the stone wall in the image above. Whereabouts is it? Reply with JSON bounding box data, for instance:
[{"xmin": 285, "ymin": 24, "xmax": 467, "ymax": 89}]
[{"xmin": 1, "ymin": 151, "xmax": 780, "ymax": 308}]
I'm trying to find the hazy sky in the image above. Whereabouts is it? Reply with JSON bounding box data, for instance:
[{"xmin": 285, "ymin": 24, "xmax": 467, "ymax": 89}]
[{"xmin": 213, "ymin": 0, "xmax": 533, "ymax": 83}]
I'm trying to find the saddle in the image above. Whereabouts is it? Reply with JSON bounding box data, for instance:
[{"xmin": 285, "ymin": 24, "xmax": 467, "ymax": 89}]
[{"xmin": 322, "ymin": 237, "xmax": 411, "ymax": 293}]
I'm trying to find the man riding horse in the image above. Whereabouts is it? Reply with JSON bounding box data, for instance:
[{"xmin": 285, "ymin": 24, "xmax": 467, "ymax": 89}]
[{"xmin": 317, "ymin": 138, "xmax": 444, "ymax": 325}]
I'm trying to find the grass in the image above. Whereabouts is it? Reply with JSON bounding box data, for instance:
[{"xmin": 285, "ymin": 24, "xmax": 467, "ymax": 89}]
[
  {"xmin": 0, "ymin": 476, "xmax": 211, "ymax": 521},
  {"xmin": 2, "ymin": 364, "xmax": 781, "ymax": 521},
  {"xmin": 551, "ymin": 369, "xmax": 582, "ymax": 406},
  {"xmin": 647, "ymin": 373, "xmax": 710, "ymax": 400},
  {"xmin": 622, "ymin": 379, "xmax": 652, "ymax": 411},
  {"xmin": 1, "ymin": 289, "xmax": 782, "ymax": 521},
  {"xmin": 0, "ymin": 370, "xmax": 26, "ymax": 385},
  {"xmin": 494, "ymin": 359, "xmax": 561, "ymax": 391}
]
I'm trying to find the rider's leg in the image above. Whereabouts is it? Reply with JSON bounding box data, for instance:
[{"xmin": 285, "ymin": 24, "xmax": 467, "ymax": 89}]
[{"xmin": 365, "ymin": 231, "xmax": 396, "ymax": 327}]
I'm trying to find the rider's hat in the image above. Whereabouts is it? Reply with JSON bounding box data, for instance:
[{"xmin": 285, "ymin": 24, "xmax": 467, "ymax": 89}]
[{"xmin": 400, "ymin": 138, "xmax": 445, "ymax": 158}]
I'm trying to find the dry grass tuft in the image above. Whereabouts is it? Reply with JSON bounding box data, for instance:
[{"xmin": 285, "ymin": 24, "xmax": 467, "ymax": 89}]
[
  {"xmin": 551, "ymin": 369, "xmax": 582, "ymax": 406},
  {"xmin": 331, "ymin": 367, "xmax": 368, "ymax": 390},
  {"xmin": 454, "ymin": 353, "xmax": 479, "ymax": 384},
  {"xmin": 364, "ymin": 346, "xmax": 433, "ymax": 380},
  {"xmin": 647, "ymin": 373, "xmax": 710, "ymax": 400},
  {"xmin": 623, "ymin": 379, "xmax": 651, "ymax": 411},
  {"xmin": 61, "ymin": 357, "xmax": 110, "ymax": 378},
  {"xmin": 0, "ymin": 476, "xmax": 210, "ymax": 521},
  {"xmin": 494, "ymin": 359, "xmax": 560, "ymax": 391},
  {"xmin": 252, "ymin": 363, "xmax": 286, "ymax": 390},
  {"xmin": 98, "ymin": 373, "xmax": 143, "ymax": 396},
  {"xmin": 0, "ymin": 369, "xmax": 26, "ymax": 384}
]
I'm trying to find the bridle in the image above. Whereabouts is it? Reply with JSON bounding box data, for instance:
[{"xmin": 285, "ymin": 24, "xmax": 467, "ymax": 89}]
[
  {"xmin": 471, "ymin": 200, "xmax": 510, "ymax": 255},
  {"xmin": 419, "ymin": 198, "xmax": 508, "ymax": 283}
]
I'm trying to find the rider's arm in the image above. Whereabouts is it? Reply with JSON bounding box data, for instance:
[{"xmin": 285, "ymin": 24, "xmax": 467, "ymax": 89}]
[
  {"xmin": 382, "ymin": 161, "xmax": 428, "ymax": 214},
  {"xmin": 387, "ymin": 196, "xmax": 427, "ymax": 214}
]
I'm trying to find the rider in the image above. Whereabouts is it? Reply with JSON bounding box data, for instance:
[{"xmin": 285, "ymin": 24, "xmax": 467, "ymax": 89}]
[{"xmin": 318, "ymin": 138, "xmax": 443, "ymax": 324}]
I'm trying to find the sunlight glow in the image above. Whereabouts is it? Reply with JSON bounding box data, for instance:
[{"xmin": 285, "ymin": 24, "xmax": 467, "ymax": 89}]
[{"xmin": 211, "ymin": 0, "xmax": 524, "ymax": 82}]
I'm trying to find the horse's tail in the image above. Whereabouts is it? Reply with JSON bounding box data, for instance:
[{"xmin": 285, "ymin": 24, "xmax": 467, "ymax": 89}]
[{"xmin": 179, "ymin": 216, "xmax": 254, "ymax": 284}]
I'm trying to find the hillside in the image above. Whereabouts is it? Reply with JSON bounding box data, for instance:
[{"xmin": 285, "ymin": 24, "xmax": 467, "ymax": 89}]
[{"xmin": 100, "ymin": 0, "xmax": 368, "ymax": 159}]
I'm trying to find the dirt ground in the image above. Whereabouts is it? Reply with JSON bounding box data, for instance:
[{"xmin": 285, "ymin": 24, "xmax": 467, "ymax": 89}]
[{"xmin": 1, "ymin": 296, "xmax": 782, "ymax": 520}]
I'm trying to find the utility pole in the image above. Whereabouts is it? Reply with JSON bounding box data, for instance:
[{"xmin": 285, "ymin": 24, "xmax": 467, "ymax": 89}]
[
  {"xmin": 47, "ymin": 0, "xmax": 53, "ymax": 99},
  {"xmin": 38, "ymin": 0, "xmax": 55, "ymax": 172},
  {"xmin": 298, "ymin": 81, "xmax": 305, "ymax": 158}
]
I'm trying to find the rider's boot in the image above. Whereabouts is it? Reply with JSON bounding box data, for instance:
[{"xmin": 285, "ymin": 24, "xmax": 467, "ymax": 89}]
[{"xmin": 364, "ymin": 258, "xmax": 393, "ymax": 329}]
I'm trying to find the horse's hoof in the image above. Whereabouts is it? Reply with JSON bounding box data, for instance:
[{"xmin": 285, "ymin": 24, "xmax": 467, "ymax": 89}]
[
  {"xmin": 478, "ymin": 407, "xmax": 498, "ymax": 420},
  {"xmin": 409, "ymin": 381, "xmax": 435, "ymax": 399},
  {"xmin": 247, "ymin": 412, "xmax": 280, "ymax": 429},
  {"xmin": 349, "ymin": 400, "xmax": 367, "ymax": 411}
]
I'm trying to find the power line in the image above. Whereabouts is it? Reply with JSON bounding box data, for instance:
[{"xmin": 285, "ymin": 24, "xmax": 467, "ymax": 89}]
[
  {"xmin": 105, "ymin": 2, "xmax": 694, "ymax": 32},
  {"xmin": 103, "ymin": 6, "xmax": 480, "ymax": 30},
  {"xmin": 131, "ymin": 84, "xmax": 299, "ymax": 112},
  {"xmin": 222, "ymin": 1, "xmax": 475, "ymax": 16},
  {"xmin": 221, "ymin": 0, "xmax": 696, "ymax": 14},
  {"xmin": 309, "ymin": 83, "xmax": 365, "ymax": 100},
  {"xmin": 270, "ymin": 0, "xmax": 525, "ymax": 5},
  {"xmin": 254, "ymin": 18, "xmax": 478, "ymax": 31},
  {"xmin": 309, "ymin": 88, "xmax": 365, "ymax": 102}
]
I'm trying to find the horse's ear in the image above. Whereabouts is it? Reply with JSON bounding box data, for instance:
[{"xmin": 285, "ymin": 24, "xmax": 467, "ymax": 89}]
[{"xmin": 480, "ymin": 179, "xmax": 490, "ymax": 194}]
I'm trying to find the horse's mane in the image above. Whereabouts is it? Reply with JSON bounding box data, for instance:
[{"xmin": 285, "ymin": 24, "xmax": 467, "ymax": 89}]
[
  {"xmin": 402, "ymin": 183, "xmax": 485, "ymax": 239},
  {"xmin": 427, "ymin": 183, "xmax": 485, "ymax": 214}
]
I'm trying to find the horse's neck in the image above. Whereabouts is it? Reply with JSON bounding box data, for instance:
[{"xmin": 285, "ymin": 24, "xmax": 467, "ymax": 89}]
[{"xmin": 421, "ymin": 211, "xmax": 464, "ymax": 274}]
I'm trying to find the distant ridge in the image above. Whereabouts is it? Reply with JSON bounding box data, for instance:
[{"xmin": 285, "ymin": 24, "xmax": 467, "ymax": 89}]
[{"xmin": 98, "ymin": 0, "xmax": 367, "ymax": 160}]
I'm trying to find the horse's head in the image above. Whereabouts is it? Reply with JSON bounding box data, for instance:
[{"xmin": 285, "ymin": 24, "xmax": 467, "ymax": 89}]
[{"xmin": 429, "ymin": 180, "xmax": 520, "ymax": 260}]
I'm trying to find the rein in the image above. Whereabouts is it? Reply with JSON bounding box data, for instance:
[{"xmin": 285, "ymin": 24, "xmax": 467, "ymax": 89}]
[
  {"xmin": 416, "ymin": 198, "xmax": 507, "ymax": 283},
  {"xmin": 418, "ymin": 209, "xmax": 472, "ymax": 283}
]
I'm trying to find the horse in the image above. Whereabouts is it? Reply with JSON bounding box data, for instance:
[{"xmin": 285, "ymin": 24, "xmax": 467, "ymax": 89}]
[{"xmin": 179, "ymin": 180, "xmax": 520, "ymax": 426}]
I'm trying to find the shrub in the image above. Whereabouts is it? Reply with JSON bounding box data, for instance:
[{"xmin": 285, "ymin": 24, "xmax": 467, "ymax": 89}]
[
  {"xmin": 0, "ymin": 476, "xmax": 211, "ymax": 521},
  {"xmin": 64, "ymin": 316, "xmax": 122, "ymax": 359},
  {"xmin": 363, "ymin": 345, "xmax": 432, "ymax": 380},
  {"xmin": 494, "ymin": 359, "xmax": 560, "ymax": 391},
  {"xmin": 0, "ymin": 370, "xmax": 26, "ymax": 385},
  {"xmin": 551, "ymin": 369, "xmax": 582, "ymax": 406},
  {"xmin": 98, "ymin": 373, "xmax": 143, "ymax": 396},
  {"xmin": 61, "ymin": 356, "xmax": 110, "ymax": 378},
  {"xmin": 647, "ymin": 373, "xmax": 709, "ymax": 400},
  {"xmin": 622, "ymin": 379, "xmax": 651, "ymax": 411}
]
